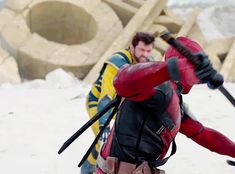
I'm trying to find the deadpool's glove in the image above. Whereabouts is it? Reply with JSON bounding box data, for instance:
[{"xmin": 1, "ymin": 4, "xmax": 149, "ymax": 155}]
[
  {"xmin": 195, "ymin": 53, "xmax": 217, "ymax": 83},
  {"xmin": 194, "ymin": 53, "xmax": 223, "ymax": 89}
]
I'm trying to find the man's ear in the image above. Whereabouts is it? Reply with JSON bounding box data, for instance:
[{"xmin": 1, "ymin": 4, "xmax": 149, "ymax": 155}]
[{"xmin": 130, "ymin": 44, "xmax": 134, "ymax": 52}]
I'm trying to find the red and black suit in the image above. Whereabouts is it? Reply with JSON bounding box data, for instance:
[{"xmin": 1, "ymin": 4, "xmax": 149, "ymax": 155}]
[
  {"xmin": 111, "ymin": 81, "xmax": 180, "ymax": 165},
  {"xmin": 96, "ymin": 37, "xmax": 235, "ymax": 173}
]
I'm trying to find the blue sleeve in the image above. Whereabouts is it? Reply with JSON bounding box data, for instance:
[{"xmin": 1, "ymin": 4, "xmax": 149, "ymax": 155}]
[
  {"xmin": 106, "ymin": 55, "xmax": 130, "ymax": 69},
  {"xmin": 98, "ymin": 95, "xmax": 112, "ymax": 126}
]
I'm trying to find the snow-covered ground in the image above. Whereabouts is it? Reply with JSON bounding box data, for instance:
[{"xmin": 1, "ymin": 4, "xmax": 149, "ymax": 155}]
[{"xmin": 0, "ymin": 69, "xmax": 234, "ymax": 174}]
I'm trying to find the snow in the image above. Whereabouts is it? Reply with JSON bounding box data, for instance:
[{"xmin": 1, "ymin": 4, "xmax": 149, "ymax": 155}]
[{"xmin": 0, "ymin": 69, "xmax": 93, "ymax": 174}]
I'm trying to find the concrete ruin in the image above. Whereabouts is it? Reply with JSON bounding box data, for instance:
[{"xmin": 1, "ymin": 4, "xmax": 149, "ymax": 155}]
[
  {"xmin": 0, "ymin": 0, "xmax": 123, "ymax": 80},
  {"xmin": 0, "ymin": 0, "xmax": 234, "ymax": 84},
  {"xmin": 0, "ymin": 47, "xmax": 21, "ymax": 84}
]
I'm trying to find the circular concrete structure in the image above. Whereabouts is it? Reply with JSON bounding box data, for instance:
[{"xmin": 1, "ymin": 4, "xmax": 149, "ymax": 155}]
[
  {"xmin": 0, "ymin": 0, "xmax": 123, "ymax": 79},
  {"xmin": 28, "ymin": 1, "xmax": 98, "ymax": 45}
]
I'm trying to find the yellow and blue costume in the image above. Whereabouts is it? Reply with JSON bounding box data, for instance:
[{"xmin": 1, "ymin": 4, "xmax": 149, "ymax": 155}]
[{"xmin": 81, "ymin": 49, "xmax": 134, "ymax": 174}]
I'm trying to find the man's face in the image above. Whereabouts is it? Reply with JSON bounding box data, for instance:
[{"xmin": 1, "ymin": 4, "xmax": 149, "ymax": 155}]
[{"xmin": 131, "ymin": 41, "xmax": 153, "ymax": 63}]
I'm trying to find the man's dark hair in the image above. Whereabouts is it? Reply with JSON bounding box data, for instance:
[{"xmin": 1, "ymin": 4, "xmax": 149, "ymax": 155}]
[{"xmin": 131, "ymin": 32, "xmax": 155, "ymax": 47}]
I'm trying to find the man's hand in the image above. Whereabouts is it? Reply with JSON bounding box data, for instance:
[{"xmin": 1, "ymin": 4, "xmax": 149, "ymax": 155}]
[
  {"xmin": 98, "ymin": 95, "xmax": 112, "ymax": 143},
  {"xmin": 194, "ymin": 53, "xmax": 223, "ymax": 89},
  {"xmin": 99, "ymin": 125, "xmax": 110, "ymax": 143},
  {"xmin": 194, "ymin": 53, "xmax": 217, "ymax": 84},
  {"xmin": 98, "ymin": 109, "xmax": 111, "ymax": 143}
]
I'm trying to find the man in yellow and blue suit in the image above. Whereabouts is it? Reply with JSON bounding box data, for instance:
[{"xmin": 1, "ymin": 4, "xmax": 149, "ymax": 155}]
[{"xmin": 81, "ymin": 32, "xmax": 156, "ymax": 174}]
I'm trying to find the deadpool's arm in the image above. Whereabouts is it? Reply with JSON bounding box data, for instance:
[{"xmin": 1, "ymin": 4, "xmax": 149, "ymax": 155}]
[
  {"xmin": 180, "ymin": 104, "xmax": 235, "ymax": 158},
  {"xmin": 113, "ymin": 60, "xmax": 198, "ymax": 101}
]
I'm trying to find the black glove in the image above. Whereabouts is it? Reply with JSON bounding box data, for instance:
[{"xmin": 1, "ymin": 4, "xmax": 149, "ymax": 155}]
[
  {"xmin": 194, "ymin": 53, "xmax": 217, "ymax": 84},
  {"xmin": 207, "ymin": 73, "xmax": 224, "ymax": 89}
]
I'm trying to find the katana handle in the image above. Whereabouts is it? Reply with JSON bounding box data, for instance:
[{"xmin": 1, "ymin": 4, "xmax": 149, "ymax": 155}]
[
  {"xmin": 58, "ymin": 96, "xmax": 121, "ymax": 154},
  {"xmin": 78, "ymin": 98, "xmax": 120, "ymax": 167},
  {"xmin": 160, "ymin": 31, "xmax": 200, "ymax": 66}
]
